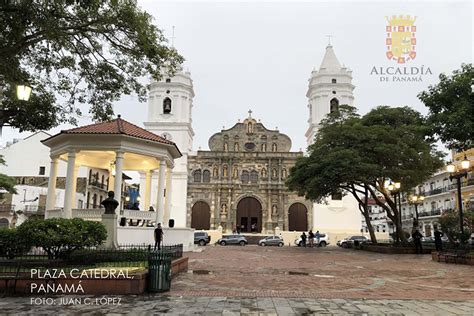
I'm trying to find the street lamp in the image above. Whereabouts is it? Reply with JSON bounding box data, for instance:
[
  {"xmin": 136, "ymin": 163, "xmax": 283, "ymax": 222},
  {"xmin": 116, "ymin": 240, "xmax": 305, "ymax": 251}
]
[
  {"xmin": 446, "ymin": 154, "xmax": 471, "ymax": 235},
  {"xmin": 16, "ymin": 85, "xmax": 32, "ymax": 101},
  {"xmin": 409, "ymin": 194, "xmax": 424, "ymax": 227},
  {"xmin": 386, "ymin": 181, "xmax": 402, "ymax": 239}
]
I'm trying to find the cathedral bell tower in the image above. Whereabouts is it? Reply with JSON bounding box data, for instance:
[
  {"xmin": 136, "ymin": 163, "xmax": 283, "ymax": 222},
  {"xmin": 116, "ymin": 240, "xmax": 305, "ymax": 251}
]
[
  {"xmin": 144, "ymin": 66, "xmax": 195, "ymax": 227},
  {"xmin": 305, "ymin": 45, "xmax": 355, "ymax": 146}
]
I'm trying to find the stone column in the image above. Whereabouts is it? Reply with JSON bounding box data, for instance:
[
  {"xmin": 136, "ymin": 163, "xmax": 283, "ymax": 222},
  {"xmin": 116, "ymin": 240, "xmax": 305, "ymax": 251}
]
[
  {"xmin": 156, "ymin": 160, "xmax": 166, "ymax": 225},
  {"xmin": 45, "ymin": 156, "xmax": 59, "ymax": 218},
  {"xmin": 63, "ymin": 150, "xmax": 76, "ymax": 218},
  {"xmin": 163, "ymin": 166, "xmax": 173, "ymax": 224},
  {"xmin": 71, "ymin": 166, "xmax": 79, "ymax": 209},
  {"xmin": 113, "ymin": 151, "xmax": 125, "ymax": 212},
  {"xmin": 144, "ymin": 170, "xmax": 152, "ymax": 211}
]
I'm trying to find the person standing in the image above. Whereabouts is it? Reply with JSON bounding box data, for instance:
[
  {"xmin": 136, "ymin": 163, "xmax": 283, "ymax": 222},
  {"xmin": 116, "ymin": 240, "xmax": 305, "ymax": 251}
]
[
  {"xmin": 412, "ymin": 229, "xmax": 423, "ymax": 254},
  {"xmin": 301, "ymin": 232, "xmax": 307, "ymax": 248},
  {"xmin": 434, "ymin": 227, "xmax": 444, "ymax": 252},
  {"xmin": 308, "ymin": 230, "xmax": 315, "ymax": 248},
  {"xmin": 315, "ymin": 230, "xmax": 321, "ymax": 247},
  {"xmin": 154, "ymin": 223, "xmax": 164, "ymax": 250}
]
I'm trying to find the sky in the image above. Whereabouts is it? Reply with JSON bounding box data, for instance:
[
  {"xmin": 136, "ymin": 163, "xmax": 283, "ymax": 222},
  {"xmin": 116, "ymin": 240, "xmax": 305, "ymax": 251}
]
[{"xmin": 2, "ymin": 0, "xmax": 473, "ymax": 155}]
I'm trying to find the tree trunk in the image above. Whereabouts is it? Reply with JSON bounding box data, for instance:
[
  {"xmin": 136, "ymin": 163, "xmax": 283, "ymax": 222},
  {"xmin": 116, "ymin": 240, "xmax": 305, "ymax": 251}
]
[{"xmin": 363, "ymin": 211, "xmax": 377, "ymax": 243}]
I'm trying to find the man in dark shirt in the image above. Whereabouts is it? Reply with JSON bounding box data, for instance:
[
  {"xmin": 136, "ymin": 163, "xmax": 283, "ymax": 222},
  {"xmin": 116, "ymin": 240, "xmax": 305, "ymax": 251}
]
[
  {"xmin": 154, "ymin": 223, "xmax": 163, "ymax": 250},
  {"xmin": 434, "ymin": 227, "xmax": 444, "ymax": 252},
  {"xmin": 412, "ymin": 229, "xmax": 423, "ymax": 254}
]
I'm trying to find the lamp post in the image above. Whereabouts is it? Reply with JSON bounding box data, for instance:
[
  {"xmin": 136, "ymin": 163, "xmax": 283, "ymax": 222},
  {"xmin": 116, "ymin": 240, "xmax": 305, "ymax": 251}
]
[
  {"xmin": 0, "ymin": 84, "xmax": 32, "ymax": 141},
  {"xmin": 447, "ymin": 155, "xmax": 471, "ymax": 235},
  {"xmin": 387, "ymin": 181, "xmax": 402, "ymax": 240},
  {"xmin": 409, "ymin": 194, "xmax": 424, "ymax": 228}
]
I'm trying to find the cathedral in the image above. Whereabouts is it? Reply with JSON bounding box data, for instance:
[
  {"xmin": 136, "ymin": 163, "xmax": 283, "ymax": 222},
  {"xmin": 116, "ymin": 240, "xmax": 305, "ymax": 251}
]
[{"xmin": 142, "ymin": 45, "xmax": 361, "ymax": 235}]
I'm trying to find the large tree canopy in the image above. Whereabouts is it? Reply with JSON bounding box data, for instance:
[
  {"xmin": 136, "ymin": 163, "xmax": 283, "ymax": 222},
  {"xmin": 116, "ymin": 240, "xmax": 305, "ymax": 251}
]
[
  {"xmin": 0, "ymin": 0, "xmax": 183, "ymax": 131},
  {"xmin": 418, "ymin": 63, "xmax": 474, "ymax": 151},
  {"xmin": 287, "ymin": 105, "xmax": 444, "ymax": 243}
]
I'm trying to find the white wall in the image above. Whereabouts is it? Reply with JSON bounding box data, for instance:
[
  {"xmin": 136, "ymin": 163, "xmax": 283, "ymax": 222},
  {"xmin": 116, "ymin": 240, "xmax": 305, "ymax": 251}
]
[
  {"xmin": 312, "ymin": 194, "xmax": 361, "ymax": 234},
  {"xmin": 117, "ymin": 226, "xmax": 195, "ymax": 251}
]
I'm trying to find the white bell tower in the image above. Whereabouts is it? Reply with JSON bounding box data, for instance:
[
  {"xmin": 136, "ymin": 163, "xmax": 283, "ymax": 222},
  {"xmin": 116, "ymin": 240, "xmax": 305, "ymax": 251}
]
[
  {"xmin": 305, "ymin": 44, "xmax": 355, "ymax": 146},
  {"xmin": 144, "ymin": 66, "xmax": 195, "ymax": 227},
  {"xmin": 306, "ymin": 45, "xmax": 361, "ymax": 237}
]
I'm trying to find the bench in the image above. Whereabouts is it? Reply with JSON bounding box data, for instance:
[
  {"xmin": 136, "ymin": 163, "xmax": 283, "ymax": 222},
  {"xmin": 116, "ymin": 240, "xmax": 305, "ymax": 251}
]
[{"xmin": 439, "ymin": 250, "xmax": 468, "ymax": 264}]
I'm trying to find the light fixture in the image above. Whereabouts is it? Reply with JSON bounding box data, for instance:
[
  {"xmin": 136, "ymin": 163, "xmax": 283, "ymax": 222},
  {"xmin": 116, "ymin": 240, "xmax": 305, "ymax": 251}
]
[
  {"xmin": 388, "ymin": 184, "xmax": 394, "ymax": 191},
  {"xmin": 16, "ymin": 85, "xmax": 32, "ymax": 101},
  {"xmin": 461, "ymin": 154, "xmax": 470, "ymax": 170},
  {"xmin": 137, "ymin": 196, "xmax": 141, "ymax": 202},
  {"xmin": 446, "ymin": 163, "xmax": 456, "ymax": 173},
  {"xmin": 110, "ymin": 161, "xmax": 116, "ymax": 176},
  {"xmin": 411, "ymin": 195, "xmax": 418, "ymax": 202},
  {"xmin": 394, "ymin": 182, "xmax": 401, "ymax": 189},
  {"xmin": 125, "ymin": 196, "xmax": 130, "ymax": 202}
]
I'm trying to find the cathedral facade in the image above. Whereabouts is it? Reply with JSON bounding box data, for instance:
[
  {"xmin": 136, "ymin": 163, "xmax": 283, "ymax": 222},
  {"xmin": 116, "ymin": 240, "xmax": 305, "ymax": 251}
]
[{"xmin": 186, "ymin": 113, "xmax": 311, "ymax": 233}]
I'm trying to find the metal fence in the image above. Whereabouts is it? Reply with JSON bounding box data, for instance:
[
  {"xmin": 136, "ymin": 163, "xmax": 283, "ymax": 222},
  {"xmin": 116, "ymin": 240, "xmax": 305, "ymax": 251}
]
[{"xmin": 0, "ymin": 244, "xmax": 183, "ymax": 274}]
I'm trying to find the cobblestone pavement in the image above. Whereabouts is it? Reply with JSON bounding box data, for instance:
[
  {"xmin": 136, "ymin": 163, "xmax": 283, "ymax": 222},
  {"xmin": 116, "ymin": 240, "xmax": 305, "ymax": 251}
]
[
  {"xmin": 171, "ymin": 245, "xmax": 474, "ymax": 300},
  {"xmin": 1, "ymin": 246, "xmax": 473, "ymax": 314},
  {"xmin": 1, "ymin": 295, "xmax": 473, "ymax": 315}
]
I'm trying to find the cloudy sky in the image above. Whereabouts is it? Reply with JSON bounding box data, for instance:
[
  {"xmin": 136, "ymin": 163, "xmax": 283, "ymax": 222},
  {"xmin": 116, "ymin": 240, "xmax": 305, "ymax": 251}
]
[{"xmin": 3, "ymin": 0, "xmax": 473, "ymax": 154}]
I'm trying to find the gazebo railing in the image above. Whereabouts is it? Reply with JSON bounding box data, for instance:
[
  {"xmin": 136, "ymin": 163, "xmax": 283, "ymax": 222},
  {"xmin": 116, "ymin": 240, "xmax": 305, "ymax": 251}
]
[{"xmin": 46, "ymin": 208, "xmax": 155, "ymax": 222}]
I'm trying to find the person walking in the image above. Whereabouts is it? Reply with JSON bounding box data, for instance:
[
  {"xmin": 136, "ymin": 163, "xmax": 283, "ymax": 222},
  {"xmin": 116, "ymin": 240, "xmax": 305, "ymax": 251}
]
[
  {"xmin": 434, "ymin": 227, "xmax": 444, "ymax": 252},
  {"xmin": 412, "ymin": 229, "xmax": 423, "ymax": 254},
  {"xmin": 154, "ymin": 223, "xmax": 164, "ymax": 250},
  {"xmin": 301, "ymin": 232, "xmax": 307, "ymax": 248},
  {"xmin": 308, "ymin": 230, "xmax": 315, "ymax": 248}
]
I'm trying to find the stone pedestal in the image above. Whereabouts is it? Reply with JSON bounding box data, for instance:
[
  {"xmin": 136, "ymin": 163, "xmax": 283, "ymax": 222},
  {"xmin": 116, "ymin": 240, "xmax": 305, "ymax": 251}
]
[{"xmin": 102, "ymin": 214, "xmax": 119, "ymax": 249}]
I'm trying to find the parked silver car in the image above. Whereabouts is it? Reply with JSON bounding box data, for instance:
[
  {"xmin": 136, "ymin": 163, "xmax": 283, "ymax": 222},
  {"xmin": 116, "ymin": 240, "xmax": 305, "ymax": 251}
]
[
  {"xmin": 258, "ymin": 236, "xmax": 284, "ymax": 247},
  {"xmin": 217, "ymin": 235, "xmax": 248, "ymax": 246}
]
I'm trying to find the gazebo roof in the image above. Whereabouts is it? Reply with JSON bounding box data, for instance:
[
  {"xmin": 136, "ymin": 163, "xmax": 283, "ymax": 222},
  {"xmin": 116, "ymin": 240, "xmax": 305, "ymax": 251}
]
[{"xmin": 43, "ymin": 116, "xmax": 181, "ymax": 156}]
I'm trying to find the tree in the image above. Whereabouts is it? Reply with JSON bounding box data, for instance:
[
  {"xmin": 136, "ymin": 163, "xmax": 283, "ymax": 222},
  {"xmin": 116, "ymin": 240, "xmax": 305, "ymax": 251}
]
[
  {"xmin": 0, "ymin": 0, "xmax": 183, "ymax": 132},
  {"xmin": 438, "ymin": 211, "xmax": 473, "ymax": 247},
  {"xmin": 418, "ymin": 63, "xmax": 474, "ymax": 151},
  {"xmin": 0, "ymin": 156, "xmax": 16, "ymax": 194},
  {"xmin": 287, "ymin": 105, "xmax": 444, "ymax": 244}
]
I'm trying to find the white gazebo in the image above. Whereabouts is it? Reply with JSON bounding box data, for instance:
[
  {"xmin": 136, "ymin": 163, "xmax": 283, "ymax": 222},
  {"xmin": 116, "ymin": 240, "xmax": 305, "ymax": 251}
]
[{"xmin": 41, "ymin": 116, "xmax": 183, "ymax": 247}]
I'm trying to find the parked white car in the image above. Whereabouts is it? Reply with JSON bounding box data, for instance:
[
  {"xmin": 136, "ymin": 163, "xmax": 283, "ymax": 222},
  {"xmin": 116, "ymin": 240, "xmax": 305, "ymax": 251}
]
[{"xmin": 294, "ymin": 233, "xmax": 329, "ymax": 247}]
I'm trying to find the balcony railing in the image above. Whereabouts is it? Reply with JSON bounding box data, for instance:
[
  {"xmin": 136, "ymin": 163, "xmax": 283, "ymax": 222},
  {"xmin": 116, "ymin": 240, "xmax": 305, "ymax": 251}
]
[
  {"xmin": 89, "ymin": 181, "xmax": 108, "ymax": 190},
  {"xmin": 24, "ymin": 205, "xmax": 46, "ymax": 214},
  {"xmin": 0, "ymin": 204, "xmax": 14, "ymax": 213}
]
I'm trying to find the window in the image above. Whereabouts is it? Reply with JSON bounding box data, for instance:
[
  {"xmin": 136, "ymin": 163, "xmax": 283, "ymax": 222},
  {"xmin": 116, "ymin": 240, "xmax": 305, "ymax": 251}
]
[
  {"xmin": 165, "ymin": 78, "xmax": 171, "ymax": 83},
  {"xmin": 332, "ymin": 78, "xmax": 337, "ymax": 83},
  {"xmin": 101, "ymin": 175, "xmax": 105, "ymax": 187},
  {"xmin": 39, "ymin": 166, "xmax": 46, "ymax": 175},
  {"xmin": 92, "ymin": 194, "xmax": 98, "ymax": 208},
  {"xmin": 250, "ymin": 170, "xmax": 258, "ymax": 183},
  {"xmin": 244, "ymin": 142, "xmax": 255, "ymax": 151},
  {"xmin": 86, "ymin": 192, "xmax": 90, "ymax": 209},
  {"xmin": 203, "ymin": 170, "xmax": 211, "ymax": 183},
  {"xmin": 241, "ymin": 170, "xmax": 249, "ymax": 183},
  {"xmin": 193, "ymin": 170, "xmax": 202, "ymax": 183},
  {"xmin": 163, "ymin": 97, "xmax": 172, "ymax": 114},
  {"xmin": 330, "ymin": 98, "xmax": 339, "ymax": 113},
  {"xmin": 89, "ymin": 169, "xmax": 92, "ymax": 184}
]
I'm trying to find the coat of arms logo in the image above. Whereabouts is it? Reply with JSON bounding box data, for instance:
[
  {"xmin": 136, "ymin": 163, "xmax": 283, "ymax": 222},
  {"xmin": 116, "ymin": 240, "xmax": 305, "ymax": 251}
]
[{"xmin": 386, "ymin": 15, "xmax": 416, "ymax": 64}]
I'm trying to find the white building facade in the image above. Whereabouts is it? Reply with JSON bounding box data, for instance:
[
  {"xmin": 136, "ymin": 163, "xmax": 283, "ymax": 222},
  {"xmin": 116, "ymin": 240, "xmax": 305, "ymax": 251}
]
[
  {"xmin": 143, "ymin": 67, "xmax": 195, "ymax": 228},
  {"xmin": 305, "ymin": 45, "xmax": 361, "ymax": 236}
]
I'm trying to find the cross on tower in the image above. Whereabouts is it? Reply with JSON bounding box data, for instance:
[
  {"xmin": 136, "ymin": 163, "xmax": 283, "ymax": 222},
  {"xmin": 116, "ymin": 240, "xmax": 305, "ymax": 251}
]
[{"xmin": 326, "ymin": 35, "xmax": 334, "ymax": 46}]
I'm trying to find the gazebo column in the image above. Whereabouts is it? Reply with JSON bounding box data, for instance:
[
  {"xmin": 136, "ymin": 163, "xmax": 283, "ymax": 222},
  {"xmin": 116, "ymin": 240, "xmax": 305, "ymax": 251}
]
[
  {"xmin": 163, "ymin": 166, "xmax": 173, "ymax": 225},
  {"xmin": 45, "ymin": 156, "xmax": 59, "ymax": 218},
  {"xmin": 144, "ymin": 170, "xmax": 152, "ymax": 211},
  {"xmin": 156, "ymin": 160, "xmax": 166, "ymax": 225},
  {"xmin": 113, "ymin": 151, "xmax": 125, "ymax": 211},
  {"xmin": 71, "ymin": 165, "xmax": 79, "ymax": 209},
  {"xmin": 63, "ymin": 150, "xmax": 76, "ymax": 218}
]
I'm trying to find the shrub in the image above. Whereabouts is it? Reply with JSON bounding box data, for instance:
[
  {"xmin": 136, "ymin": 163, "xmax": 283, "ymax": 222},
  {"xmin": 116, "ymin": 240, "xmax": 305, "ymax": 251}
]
[
  {"xmin": 439, "ymin": 211, "xmax": 473, "ymax": 248},
  {"xmin": 17, "ymin": 218, "xmax": 107, "ymax": 259},
  {"xmin": 0, "ymin": 228, "xmax": 32, "ymax": 259}
]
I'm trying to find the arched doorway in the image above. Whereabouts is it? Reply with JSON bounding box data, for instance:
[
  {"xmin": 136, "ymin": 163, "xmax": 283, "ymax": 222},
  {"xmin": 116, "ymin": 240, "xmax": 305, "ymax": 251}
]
[
  {"xmin": 236, "ymin": 197, "xmax": 262, "ymax": 233},
  {"xmin": 0, "ymin": 218, "xmax": 9, "ymax": 228},
  {"xmin": 191, "ymin": 201, "xmax": 211, "ymax": 230},
  {"xmin": 288, "ymin": 203, "xmax": 308, "ymax": 231}
]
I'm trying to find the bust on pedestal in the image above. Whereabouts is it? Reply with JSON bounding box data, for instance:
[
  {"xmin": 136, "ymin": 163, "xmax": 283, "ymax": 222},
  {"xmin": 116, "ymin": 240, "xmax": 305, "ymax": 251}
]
[{"xmin": 101, "ymin": 191, "xmax": 119, "ymax": 248}]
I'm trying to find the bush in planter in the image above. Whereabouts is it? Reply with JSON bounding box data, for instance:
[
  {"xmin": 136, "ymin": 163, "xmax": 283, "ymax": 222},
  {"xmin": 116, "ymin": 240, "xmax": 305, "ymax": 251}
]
[
  {"xmin": 17, "ymin": 218, "xmax": 107, "ymax": 259},
  {"xmin": 0, "ymin": 228, "xmax": 32, "ymax": 259},
  {"xmin": 439, "ymin": 211, "xmax": 473, "ymax": 248}
]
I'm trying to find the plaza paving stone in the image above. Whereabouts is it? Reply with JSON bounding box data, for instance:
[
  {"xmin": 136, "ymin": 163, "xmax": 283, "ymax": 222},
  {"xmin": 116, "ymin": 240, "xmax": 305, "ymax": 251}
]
[{"xmin": 1, "ymin": 246, "xmax": 473, "ymax": 314}]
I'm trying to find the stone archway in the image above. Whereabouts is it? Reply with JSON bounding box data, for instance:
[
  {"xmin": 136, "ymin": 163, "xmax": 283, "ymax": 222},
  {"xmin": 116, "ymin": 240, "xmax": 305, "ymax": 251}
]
[
  {"xmin": 236, "ymin": 197, "xmax": 262, "ymax": 233},
  {"xmin": 288, "ymin": 203, "xmax": 308, "ymax": 231},
  {"xmin": 191, "ymin": 201, "xmax": 211, "ymax": 230},
  {"xmin": 0, "ymin": 218, "xmax": 9, "ymax": 228}
]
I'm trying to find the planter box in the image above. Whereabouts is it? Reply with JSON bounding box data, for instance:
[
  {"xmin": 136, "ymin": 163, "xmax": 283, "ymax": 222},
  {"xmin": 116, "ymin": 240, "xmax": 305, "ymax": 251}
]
[
  {"xmin": 0, "ymin": 257, "xmax": 188, "ymax": 295},
  {"xmin": 432, "ymin": 251, "xmax": 474, "ymax": 265},
  {"xmin": 360, "ymin": 243, "xmax": 431, "ymax": 254}
]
